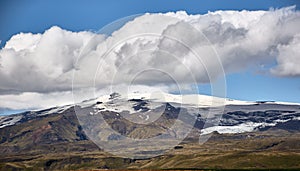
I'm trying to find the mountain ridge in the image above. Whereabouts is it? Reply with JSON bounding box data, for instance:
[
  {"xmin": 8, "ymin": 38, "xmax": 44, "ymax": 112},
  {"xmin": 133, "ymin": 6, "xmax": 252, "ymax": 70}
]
[{"xmin": 0, "ymin": 92, "xmax": 300, "ymax": 170}]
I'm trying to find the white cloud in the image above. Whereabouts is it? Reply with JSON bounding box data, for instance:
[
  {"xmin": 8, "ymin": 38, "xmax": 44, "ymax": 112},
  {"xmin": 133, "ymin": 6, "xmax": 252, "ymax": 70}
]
[
  {"xmin": 0, "ymin": 6, "xmax": 299, "ymax": 110},
  {"xmin": 0, "ymin": 26, "xmax": 101, "ymax": 94},
  {"xmin": 0, "ymin": 91, "xmax": 74, "ymax": 110},
  {"xmin": 271, "ymin": 33, "xmax": 300, "ymax": 76}
]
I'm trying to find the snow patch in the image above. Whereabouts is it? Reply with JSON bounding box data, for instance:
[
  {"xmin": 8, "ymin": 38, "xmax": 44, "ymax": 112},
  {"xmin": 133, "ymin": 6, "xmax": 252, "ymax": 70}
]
[
  {"xmin": 35, "ymin": 105, "xmax": 72, "ymax": 116},
  {"xmin": 0, "ymin": 115, "xmax": 22, "ymax": 128}
]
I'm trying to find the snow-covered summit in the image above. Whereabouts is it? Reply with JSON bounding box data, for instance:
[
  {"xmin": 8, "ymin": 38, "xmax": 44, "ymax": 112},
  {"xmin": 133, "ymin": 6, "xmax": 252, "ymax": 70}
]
[{"xmin": 96, "ymin": 91, "xmax": 256, "ymax": 107}]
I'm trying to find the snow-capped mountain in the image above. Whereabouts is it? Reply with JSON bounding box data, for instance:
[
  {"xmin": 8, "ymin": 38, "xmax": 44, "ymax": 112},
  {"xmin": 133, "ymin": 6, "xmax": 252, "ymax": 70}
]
[{"xmin": 1, "ymin": 92, "xmax": 299, "ymax": 135}]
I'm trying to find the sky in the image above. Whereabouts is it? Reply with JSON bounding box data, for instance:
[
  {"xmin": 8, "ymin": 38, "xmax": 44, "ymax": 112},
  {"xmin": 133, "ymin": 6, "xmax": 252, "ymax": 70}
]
[
  {"xmin": 1, "ymin": 0, "xmax": 299, "ymax": 45},
  {"xmin": 0, "ymin": 0, "xmax": 300, "ymax": 114}
]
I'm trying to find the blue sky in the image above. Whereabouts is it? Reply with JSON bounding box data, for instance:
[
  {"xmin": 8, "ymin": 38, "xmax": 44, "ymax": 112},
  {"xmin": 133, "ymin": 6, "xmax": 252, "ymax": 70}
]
[
  {"xmin": 0, "ymin": 0, "xmax": 300, "ymax": 107},
  {"xmin": 1, "ymin": 0, "xmax": 299, "ymax": 46}
]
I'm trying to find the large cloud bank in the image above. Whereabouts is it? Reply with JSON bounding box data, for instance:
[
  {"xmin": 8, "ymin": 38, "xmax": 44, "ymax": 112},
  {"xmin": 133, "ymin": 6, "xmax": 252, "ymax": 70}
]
[{"xmin": 0, "ymin": 6, "xmax": 299, "ymax": 109}]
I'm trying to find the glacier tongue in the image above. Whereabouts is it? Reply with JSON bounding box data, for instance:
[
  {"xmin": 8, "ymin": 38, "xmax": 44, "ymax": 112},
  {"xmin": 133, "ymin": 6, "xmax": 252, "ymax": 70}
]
[{"xmin": 200, "ymin": 122, "xmax": 270, "ymax": 135}]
